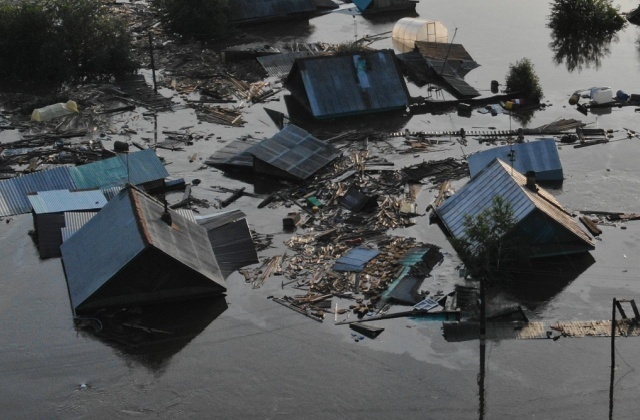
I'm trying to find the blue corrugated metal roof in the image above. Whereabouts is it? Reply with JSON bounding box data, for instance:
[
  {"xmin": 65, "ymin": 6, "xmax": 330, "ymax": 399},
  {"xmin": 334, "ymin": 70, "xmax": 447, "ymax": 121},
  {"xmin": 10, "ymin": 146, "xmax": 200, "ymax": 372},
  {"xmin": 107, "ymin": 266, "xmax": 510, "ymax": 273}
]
[
  {"xmin": 0, "ymin": 166, "xmax": 76, "ymax": 217},
  {"xmin": 289, "ymin": 50, "xmax": 410, "ymax": 119},
  {"xmin": 249, "ymin": 125, "xmax": 342, "ymax": 181},
  {"xmin": 69, "ymin": 149, "xmax": 169, "ymax": 190},
  {"xmin": 333, "ymin": 247, "xmax": 380, "ymax": 272},
  {"xmin": 230, "ymin": 0, "xmax": 316, "ymax": 22},
  {"xmin": 468, "ymin": 139, "xmax": 563, "ymax": 181},
  {"xmin": 0, "ymin": 150, "xmax": 167, "ymax": 217},
  {"xmin": 28, "ymin": 189, "xmax": 107, "ymax": 214},
  {"xmin": 61, "ymin": 211, "xmax": 98, "ymax": 242},
  {"xmin": 435, "ymin": 159, "xmax": 594, "ymax": 255}
]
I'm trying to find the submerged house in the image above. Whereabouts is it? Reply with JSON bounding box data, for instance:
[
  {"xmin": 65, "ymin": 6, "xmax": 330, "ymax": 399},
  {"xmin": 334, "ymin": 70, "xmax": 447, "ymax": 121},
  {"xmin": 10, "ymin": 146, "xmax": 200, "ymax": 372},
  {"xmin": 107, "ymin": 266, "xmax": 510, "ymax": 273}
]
[
  {"xmin": 353, "ymin": 0, "xmax": 418, "ymax": 14},
  {"xmin": 284, "ymin": 49, "xmax": 410, "ymax": 119},
  {"xmin": 229, "ymin": 0, "xmax": 317, "ymax": 25},
  {"xmin": 250, "ymin": 124, "xmax": 342, "ymax": 181},
  {"xmin": 468, "ymin": 138, "xmax": 563, "ymax": 182},
  {"xmin": 61, "ymin": 186, "xmax": 226, "ymax": 315},
  {"xmin": 435, "ymin": 159, "xmax": 594, "ymax": 258},
  {"xmin": 28, "ymin": 189, "xmax": 107, "ymax": 259}
]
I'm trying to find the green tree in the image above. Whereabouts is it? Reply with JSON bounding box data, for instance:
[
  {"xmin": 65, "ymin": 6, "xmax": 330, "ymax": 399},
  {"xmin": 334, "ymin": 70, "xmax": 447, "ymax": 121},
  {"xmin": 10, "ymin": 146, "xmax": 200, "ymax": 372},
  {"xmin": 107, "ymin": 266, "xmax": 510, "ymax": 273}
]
[
  {"xmin": 505, "ymin": 58, "xmax": 543, "ymax": 104},
  {"xmin": 153, "ymin": 0, "xmax": 232, "ymax": 41},
  {"xmin": 0, "ymin": 0, "xmax": 138, "ymax": 87},
  {"xmin": 452, "ymin": 196, "xmax": 523, "ymax": 282},
  {"xmin": 548, "ymin": 0, "xmax": 626, "ymax": 38}
]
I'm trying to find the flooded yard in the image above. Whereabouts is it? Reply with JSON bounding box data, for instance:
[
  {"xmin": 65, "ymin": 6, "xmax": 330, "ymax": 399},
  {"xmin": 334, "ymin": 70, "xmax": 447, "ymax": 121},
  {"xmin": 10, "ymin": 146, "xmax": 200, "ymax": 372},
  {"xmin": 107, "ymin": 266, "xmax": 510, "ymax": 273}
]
[{"xmin": 1, "ymin": 0, "xmax": 640, "ymax": 418}]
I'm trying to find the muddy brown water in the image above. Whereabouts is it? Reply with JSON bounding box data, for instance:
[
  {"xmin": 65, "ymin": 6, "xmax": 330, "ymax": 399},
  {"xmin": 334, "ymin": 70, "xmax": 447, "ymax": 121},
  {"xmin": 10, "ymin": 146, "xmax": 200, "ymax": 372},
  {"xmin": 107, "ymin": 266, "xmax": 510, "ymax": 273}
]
[{"xmin": 2, "ymin": 1, "xmax": 640, "ymax": 418}]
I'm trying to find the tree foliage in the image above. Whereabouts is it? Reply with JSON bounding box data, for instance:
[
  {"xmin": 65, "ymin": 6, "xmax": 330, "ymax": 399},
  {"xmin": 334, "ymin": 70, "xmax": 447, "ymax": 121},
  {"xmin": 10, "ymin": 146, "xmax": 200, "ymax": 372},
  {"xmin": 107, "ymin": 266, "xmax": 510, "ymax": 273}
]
[
  {"xmin": 153, "ymin": 0, "xmax": 232, "ymax": 41},
  {"xmin": 452, "ymin": 196, "xmax": 523, "ymax": 282},
  {"xmin": 0, "ymin": 0, "xmax": 138, "ymax": 87},
  {"xmin": 548, "ymin": 0, "xmax": 626, "ymax": 38},
  {"xmin": 504, "ymin": 58, "xmax": 543, "ymax": 104}
]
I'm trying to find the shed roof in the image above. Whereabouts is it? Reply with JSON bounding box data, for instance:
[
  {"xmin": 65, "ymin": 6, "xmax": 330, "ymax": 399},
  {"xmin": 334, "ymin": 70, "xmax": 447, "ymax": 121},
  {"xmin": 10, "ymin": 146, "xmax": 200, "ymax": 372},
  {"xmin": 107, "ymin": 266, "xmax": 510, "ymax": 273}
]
[
  {"xmin": 468, "ymin": 139, "xmax": 563, "ymax": 181},
  {"xmin": 286, "ymin": 49, "xmax": 410, "ymax": 119},
  {"xmin": 0, "ymin": 149, "xmax": 168, "ymax": 217},
  {"xmin": 250, "ymin": 125, "xmax": 342, "ymax": 181},
  {"xmin": 435, "ymin": 159, "xmax": 593, "ymax": 254},
  {"xmin": 61, "ymin": 211, "xmax": 98, "ymax": 242},
  {"xmin": 61, "ymin": 186, "xmax": 225, "ymax": 314},
  {"xmin": 229, "ymin": 0, "xmax": 316, "ymax": 23},
  {"xmin": 28, "ymin": 189, "xmax": 107, "ymax": 214},
  {"xmin": 333, "ymin": 247, "xmax": 381, "ymax": 272}
]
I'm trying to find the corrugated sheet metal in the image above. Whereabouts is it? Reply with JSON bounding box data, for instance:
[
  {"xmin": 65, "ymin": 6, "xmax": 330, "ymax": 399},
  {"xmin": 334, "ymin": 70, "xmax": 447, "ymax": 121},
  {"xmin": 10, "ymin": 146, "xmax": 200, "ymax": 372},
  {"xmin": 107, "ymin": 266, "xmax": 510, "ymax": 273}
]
[
  {"xmin": 0, "ymin": 166, "xmax": 75, "ymax": 216},
  {"xmin": 204, "ymin": 137, "xmax": 262, "ymax": 170},
  {"xmin": 333, "ymin": 247, "xmax": 381, "ymax": 272},
  {"xmin": 468, "ymin": 139, "xmax": 563, "ymax": 181},
  {"xmin": 290, "ymin": 50, "xmax": 409, "ymax": 119},
  {"xmin": 0, "ymin": 150, "xmax": 167, "ymax": 217},
  {"xmin": 69, "ymin": 149, "xmax": 168, "ymax": 190},
  {"xmin": 250, "ymin": 125, "xmax": 342, "ymax": 181},
  {"xmin": 435, "ymin": 159, "xmax": 594, "ymax": 252},
  {"xmin": 27, "ymin": 189, "xmax": 107, "ymax": 214},
  {"xmin": 61, "ymin": 211, "xmax": 98, "ymax": 242},
  {"xmin": 230, "ymin": 0, "xmax": 316, "ymax": 22},
  {"xmin": 196, "ymin": 209, "xmax": 257, "ymax": 279},
  {"xmin": 257, "ymin": 51, "xmax": 319, "ymax": 78},
  {"xmin": 61, "ymin": 187, "xmax": 225, "ymax": 313},
  {"xmin": 416, "ymin": 41, "xmax": 481, "ymax": 98}
]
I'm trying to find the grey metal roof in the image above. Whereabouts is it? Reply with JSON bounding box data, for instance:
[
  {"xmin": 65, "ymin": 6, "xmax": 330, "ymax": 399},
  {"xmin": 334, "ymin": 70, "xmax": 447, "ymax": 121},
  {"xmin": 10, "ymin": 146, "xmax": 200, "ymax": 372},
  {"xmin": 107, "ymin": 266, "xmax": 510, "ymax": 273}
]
[
  {"xmin": 28, "ymin": 189, "xmax": 107, "ymax": 214},
  {"xmin": 249, "ymin": 125, "xmax": 342, "ymax": 181},
  {"xmin": 257, "ymin": 51, "xmax": 319, "ymax": 78},
  {"xmin": 196, "ymin": 210, "xmax": 259, "ymax": 279},
  {"xmin": 61, "ymin": 187, "xmax": 225, "ymax": 313},
  {"xmin": 435, "ymin": 159, "xmax": 593, "ymax": 252},
  {"xmin": 230, "ymin": 0, "xmax": 316, "ymax": 23},
  {"xmin": 468, "ymin": 139, "xmax": 563, "ymax": 182},
  {"xmin": 416, "ymin": 41, "xmax": 481, "ymax": 98},
  {"xmin": 204, "ymin": 136, "xmax": 262, "ymax": 170},
  {"xmin": 61, "ymin": 211, "xmax": 98, "ymax": 242},
  {"xmin": 0, "ymin": 150, "xmax": 167, "ymax": 217},
  {"xmin": 333, "ymin": 247, "xmax": 381, "ymax": 272},
  {"xmin": 287, "ymin": 50, "xmax": 410, "ymax": 119}
]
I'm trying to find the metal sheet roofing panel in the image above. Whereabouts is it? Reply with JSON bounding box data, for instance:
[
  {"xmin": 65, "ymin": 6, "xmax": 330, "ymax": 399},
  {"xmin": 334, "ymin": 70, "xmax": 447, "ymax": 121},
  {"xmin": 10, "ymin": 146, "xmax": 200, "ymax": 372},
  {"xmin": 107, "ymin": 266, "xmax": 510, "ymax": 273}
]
[
  {"xmin": 250, "ymin": 125, "xmax": 342, "ymax": 181},
  {"xmin": 436, "ymin": 159, "xmax": 593, "ymax": 249},
  {"xmin": 333, "ymin": 247, "xmax": 381, "ymax": 272},
  {"xmin": 195, "ymin": 209, "xmax": 248, "ymax": 231},
  {"xmin": 61, "ymin": 211, "xmax": 98, "ymax": 242},
  {"xmin": 0, "ymin": 166, "xmax": 75, "ymax": 216},
  {"xmin": 28, "ymin": 189, "xmax": 107, "ymax": 214},
  {"xmin": 257, "ymin": 51, "xmax": 319, "ymax": 78},
  {"xmin": 131, "ymin": 188, "xmax": 225, "ymax": 289},
  {"xmin": 468, "ymin": 139, "xmax": 563, "ymax": 181},
  {"xmin": 436, "ymin": 159, "xmax": 536, "ymax": 240},
  {"xmin": 69, "ymin": 149, "xmax": 168, "ymax": 190},
  {"xmin": 61, "ymin": 190, "xmax": 147, "ymax": 311},
  {"xmin": 230, "ymin": 0, "xmax": 316, "ymax": 22},
  {"xmin": 295, "ymin": 50, "xmax": 409, "ymax": 118}
]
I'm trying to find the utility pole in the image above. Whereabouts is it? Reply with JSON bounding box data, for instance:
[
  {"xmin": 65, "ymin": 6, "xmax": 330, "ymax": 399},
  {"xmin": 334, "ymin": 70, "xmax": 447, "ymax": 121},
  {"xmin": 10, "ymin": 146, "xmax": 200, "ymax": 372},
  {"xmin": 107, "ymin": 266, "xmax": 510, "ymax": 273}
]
[
  {"xmin": 609, "ymin": 298, "xmax": 616, "ymax": 420},
  {"xmin": 148, "ymin": 31, "xmax": 157, "ymax": 93}
]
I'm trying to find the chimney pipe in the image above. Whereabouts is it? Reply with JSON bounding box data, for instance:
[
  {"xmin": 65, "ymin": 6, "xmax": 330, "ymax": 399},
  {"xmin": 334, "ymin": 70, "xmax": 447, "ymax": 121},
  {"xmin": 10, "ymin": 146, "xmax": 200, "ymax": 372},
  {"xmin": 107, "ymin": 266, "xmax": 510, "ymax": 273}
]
[{"xmin": 525, "ymin": 171, "xmax": 538, "ymax": 191}]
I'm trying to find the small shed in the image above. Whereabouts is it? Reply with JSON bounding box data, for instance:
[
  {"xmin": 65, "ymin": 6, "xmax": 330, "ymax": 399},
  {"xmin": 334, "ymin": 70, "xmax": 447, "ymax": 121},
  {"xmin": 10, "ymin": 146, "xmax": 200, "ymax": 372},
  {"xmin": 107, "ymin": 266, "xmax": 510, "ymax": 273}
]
[
  {"xmin": 468, "ymin": 139, "xmax": 563, "ymax": 182},
  {"xmin": 229, "ymin": 0, "xmax": 317, "ymax": 25},
  {"xmin": 28, "ymin": 189, "xmax": 107, "ymax": 259},
  {"xmin": 354, "ymin": 0, "xmax": 418, "ymax": 15},
  {"xmin": 392, "ymin": 17, "xmax": 448, "ymax": 53},
  {"xmin": 61, "ymin": 186, "xmax": 226, "ymax": 315},
  {"xmin": 285, "ymin": 49, "xmax": 410, "ymax": 119},
  {"xmin": 249, "ymin": 124, "xmax": 342, "ymax": 181},
  {"xmin": 195, "ymin": 209, "xmax": 259, "ymax": 279},
  {"xmin": 435, "ymin": 159, "xmax": 594, "ymax": 258}
]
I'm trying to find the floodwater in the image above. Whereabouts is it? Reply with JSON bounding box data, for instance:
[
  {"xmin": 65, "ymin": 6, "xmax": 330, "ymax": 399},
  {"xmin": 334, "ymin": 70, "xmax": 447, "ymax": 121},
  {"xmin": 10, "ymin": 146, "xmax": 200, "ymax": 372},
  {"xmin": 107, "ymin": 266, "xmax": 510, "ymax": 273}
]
[{"xmin": 2, "ymin": 1, "xmax": 640, "ymax": 418}]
